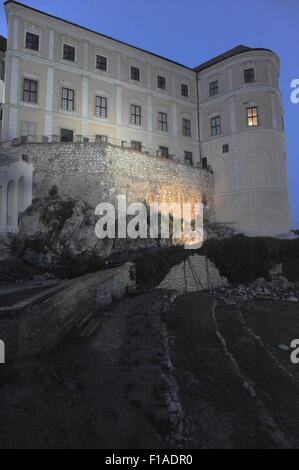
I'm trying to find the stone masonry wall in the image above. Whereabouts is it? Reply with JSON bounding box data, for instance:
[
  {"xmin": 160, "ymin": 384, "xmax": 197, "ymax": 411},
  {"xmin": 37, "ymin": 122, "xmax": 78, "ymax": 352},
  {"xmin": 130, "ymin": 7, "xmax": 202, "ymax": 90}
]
[
  {"xmin": 0, "ymin": 143, "xmax": 215, "ymax": 221},
  {"xmin": 0, "ymin": 262, "xmax": 135, "ymax": 362},
  {"xmin": 158, "ymin": 254, "xmax": 228, "ymax": 294}
]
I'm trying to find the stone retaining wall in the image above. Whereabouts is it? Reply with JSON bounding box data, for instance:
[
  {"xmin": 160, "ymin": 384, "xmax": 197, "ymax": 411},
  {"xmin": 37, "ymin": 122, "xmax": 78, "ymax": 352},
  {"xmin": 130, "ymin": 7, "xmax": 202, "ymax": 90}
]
[
  {"xmin": 0, "ymin": 262, "xmax": 135, "ymax": 362},
  {"xmin": 0, "ymin": 142, "xmax": 215, "ymax": 222}
]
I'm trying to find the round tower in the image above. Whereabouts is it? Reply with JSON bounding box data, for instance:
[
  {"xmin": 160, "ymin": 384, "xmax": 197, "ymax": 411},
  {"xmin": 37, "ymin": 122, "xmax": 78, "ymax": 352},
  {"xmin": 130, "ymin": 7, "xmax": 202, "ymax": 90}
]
[{"xmin": 196, "ymin": 45, "xmax": 290, "ymax": 236}]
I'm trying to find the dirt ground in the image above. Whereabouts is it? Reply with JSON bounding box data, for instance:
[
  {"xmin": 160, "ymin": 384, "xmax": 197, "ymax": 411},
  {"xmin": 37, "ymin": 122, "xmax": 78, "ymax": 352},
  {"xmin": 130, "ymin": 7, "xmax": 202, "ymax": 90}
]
[
  {"xmin": 166, "ymin": 294, "xmax": 299, "ymax": 449},
  {"xmin": 0, "ymin": 291, "xmax": 299, "ymax": 449}
]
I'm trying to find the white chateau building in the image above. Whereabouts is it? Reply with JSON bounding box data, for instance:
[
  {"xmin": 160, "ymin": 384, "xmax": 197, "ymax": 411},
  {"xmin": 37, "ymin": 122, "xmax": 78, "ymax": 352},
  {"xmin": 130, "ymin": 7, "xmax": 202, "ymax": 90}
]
[{"xmin": 0, "ymin": 0, "xmax": 291, "ymax": 236}]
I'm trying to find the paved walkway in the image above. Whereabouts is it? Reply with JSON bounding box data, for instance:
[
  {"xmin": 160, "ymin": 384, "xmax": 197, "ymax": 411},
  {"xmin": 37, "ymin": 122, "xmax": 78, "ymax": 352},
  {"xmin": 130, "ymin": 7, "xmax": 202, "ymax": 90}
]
[{"xmin": 0, "ymin": 280, "xmax": 61, "ymax": 308}]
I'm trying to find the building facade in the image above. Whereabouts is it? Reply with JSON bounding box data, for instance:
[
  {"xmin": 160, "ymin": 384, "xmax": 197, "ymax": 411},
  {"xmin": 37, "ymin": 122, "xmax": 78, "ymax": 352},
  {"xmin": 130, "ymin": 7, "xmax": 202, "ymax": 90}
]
[
  {"xmin": 0, "ymin": 35, "xmax": 6, "ymax": 143},
  {"xmin": 196, "ymin": 48, "xmax": 290, "ymax": 235},
  {"xmin": 2, "ymin": 0, "xmax": 199, "ymax": 164},
  {"xmin": 0, "ymin": 0, "xmax": 291, "ymax": 236}
]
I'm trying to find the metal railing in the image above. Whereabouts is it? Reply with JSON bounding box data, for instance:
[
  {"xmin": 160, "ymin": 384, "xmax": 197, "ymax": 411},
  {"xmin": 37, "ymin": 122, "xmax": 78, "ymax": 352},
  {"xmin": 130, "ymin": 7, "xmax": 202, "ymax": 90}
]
[{"xmin": 0, "ymin": 134, "xmax": 211, "ymax": 171}]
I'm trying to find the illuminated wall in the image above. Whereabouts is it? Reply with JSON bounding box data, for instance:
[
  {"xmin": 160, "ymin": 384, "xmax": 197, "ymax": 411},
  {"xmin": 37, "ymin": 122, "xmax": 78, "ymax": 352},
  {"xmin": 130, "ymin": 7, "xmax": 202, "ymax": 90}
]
[{"xmin": 0, "ymin": 142, "xmax": 215, "ymax": 223}]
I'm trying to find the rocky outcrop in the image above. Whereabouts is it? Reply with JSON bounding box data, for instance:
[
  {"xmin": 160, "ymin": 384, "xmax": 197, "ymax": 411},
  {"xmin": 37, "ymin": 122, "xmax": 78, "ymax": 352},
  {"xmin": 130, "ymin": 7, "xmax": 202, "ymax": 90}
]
[
  {"xmin": 15, "ymin": 193, "xmax": 174, "ymax": 272},
  {"xmin": 18, "ymin": 194, "xmax": 112, "ymax": 260}
]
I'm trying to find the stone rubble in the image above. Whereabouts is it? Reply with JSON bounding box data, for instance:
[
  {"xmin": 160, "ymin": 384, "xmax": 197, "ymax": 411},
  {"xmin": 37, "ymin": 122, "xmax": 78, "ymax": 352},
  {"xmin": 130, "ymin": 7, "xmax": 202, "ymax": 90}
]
[{"xmin": 210, "ymin": 275, "xmax": 299, "ymax": 303}]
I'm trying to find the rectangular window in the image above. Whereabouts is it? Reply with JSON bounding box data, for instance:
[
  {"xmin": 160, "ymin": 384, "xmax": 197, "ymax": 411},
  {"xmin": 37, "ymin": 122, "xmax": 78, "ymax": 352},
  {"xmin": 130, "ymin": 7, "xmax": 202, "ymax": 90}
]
[
  {"xmin": 131, "ymin": 141, "xmax": 142, "ymax": 152},
  {"xmin": 96, "ymin": 135, "xmax": 108, "ymax": 143},
  {"xmin": 183, "ymin": 119, "xmax": 191, "ymax": 137},
  {"xmin": 181, "ymin": 84, "xmax": 189, "ymax": 97},
  {"xmin": 223, "ymin": 144, "xmax": 229, "ymax": 154},
  {"xmin": 244, "ymin": 68, "xmax": 255, "ymax": 83},
  {"xmin": 159, "ymin": 146, "xmax": 169, "ymax": 158},
  {"xmin": 211, "ymin": 116, "xmax": 221, "ymax": 136},
  {"xmin": 157, "ymin": 75, "xmax": 166, "ymax": 90},
  {"xmin": 63, "ymin": 44, "xmax": 76, "ymax": 62},
  {"xmin": 23, "ymin": 78, "xmax": 38, "ymax": 104},
  {"xmin": 96, "ymin": 55, "xmax": 107, "ymax": 71},
  {"xmin": 25, "ymin": 32, "xmax": 39, "ymax": 51},
  {"xmin": 131, "ymin": 104, "xmax": 142, "ymax": 126},
  {"xmin": 131, "ymin": 66, "xmax": 140, "ymax": 82},
  {"xmin": 61, "ymin": 129, "xmax": 74, "ymax": 143},
  {"xmin": 21, "ymin": 121, "xmax": 36, "ymax": 137},
  {"xmin": 184, "ymin": 151, "xmax": 193, "ymax": 165},
  {"xmin": 158, "ymin": 112, "xmax": 168, "ymax": 132},
  {"xmin": 95, "ymin": 96, "xmax": 108, "ymax": 118},
  {"xmin": 209, "ymin": 80, "xmax": 219, "ymax": 96},
  {"xmin": 62, "ymin": 88, "xmax": 75, "ymax": 112},
  {"xmin": 247, "ymin": 106, "xmax": 259, "ymax": 127}
]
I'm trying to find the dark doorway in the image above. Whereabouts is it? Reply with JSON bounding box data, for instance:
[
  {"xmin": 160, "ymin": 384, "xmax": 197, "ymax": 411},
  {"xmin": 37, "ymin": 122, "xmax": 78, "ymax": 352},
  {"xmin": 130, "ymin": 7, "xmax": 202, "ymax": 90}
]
[{"xmin": 61, "ymin": 129, "xmax": 74, "ymax": 143}]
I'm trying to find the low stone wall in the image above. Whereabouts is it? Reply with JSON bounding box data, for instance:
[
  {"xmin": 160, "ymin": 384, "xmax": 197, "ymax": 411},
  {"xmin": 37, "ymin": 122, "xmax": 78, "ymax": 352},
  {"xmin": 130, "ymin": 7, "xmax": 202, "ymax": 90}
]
[
  {"xmin": 0, "ymin": 262, "xmax": 135, "ymax": 362},
  {"xmin": 0, "ymin": 142, "xmax": 215, "ymax": 222},
  {"xmin": 158, "ymin": 254, "xmax": 228, "ymax": 294}
]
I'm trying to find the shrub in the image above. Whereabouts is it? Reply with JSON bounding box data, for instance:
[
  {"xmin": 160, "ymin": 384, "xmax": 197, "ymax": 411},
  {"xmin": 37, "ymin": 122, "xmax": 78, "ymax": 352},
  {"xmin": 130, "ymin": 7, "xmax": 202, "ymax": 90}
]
[
  {"xmin": 134, "ymin": 247, "xmax": 188, "ymax": 287},
  {"xmin": 53, "ymin": 254, "xmax": 106, "ymax": 279},
  {"xmin": 200, "ymin": 235, "xmax": 299, "ymax": 285}
]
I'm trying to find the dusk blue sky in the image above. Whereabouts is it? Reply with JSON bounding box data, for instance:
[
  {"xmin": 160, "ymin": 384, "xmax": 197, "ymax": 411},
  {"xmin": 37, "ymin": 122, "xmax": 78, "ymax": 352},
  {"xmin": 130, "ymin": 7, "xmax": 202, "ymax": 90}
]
[{"xmin": 1, "ymin": 0, "xmax": 298, "ymax": 228}]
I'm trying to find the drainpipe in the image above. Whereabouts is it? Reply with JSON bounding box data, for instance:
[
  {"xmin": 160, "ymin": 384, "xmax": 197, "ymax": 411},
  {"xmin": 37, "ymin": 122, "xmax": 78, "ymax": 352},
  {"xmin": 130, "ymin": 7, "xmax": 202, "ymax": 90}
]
[{"xmin": 196, "ymin": 71, "xmax": 203, "ymax": 167}]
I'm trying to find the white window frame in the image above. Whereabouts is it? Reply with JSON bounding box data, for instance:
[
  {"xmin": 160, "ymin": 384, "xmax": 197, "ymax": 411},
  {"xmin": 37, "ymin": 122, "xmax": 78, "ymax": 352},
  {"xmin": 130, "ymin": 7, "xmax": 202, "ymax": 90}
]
[
  {"xmin": 182, "ymin": 117, "xmax": 192, "ymax": 137},
  {"xmin": 22, "ymin": 76, "xmax": 39, "ymax": 107},
  {"xmin": 210, "ymin": 115, "xmax": 222, "ymax": 137},
  {"xmin": 95, "ymin": 95, "xmax": 108, "ymax": 119},
  {"xmin": 62, "ymin": 42, "xmax": 77, "ymax": 63},
  {"xmin": 181, "ymin": 82, "xmax": 189, "ymax": 98},
  {"xmin": 23, "ymin": 24, "xmax": 41, "ymax": 53},
  {"xmin": 158, "ymin": 112, "xmax": 168, "ymax": 133},
  {"xmin": 61, "ymin": 87, "xmax": 75, "ymax": 113},
  {"xmin": 129, "ymin": 64, "xmax": 142, "ymax": 83},
  {"xmin": 131, "ymin": 103, "xmax": 142, "ymax": 126},
  {"xmin": 95, "ymin": 53, "xmax": 108, "ymax": 73},
  {"xmin": 157, "ymin": 74, "xmax": 167, "ymax": 91}
]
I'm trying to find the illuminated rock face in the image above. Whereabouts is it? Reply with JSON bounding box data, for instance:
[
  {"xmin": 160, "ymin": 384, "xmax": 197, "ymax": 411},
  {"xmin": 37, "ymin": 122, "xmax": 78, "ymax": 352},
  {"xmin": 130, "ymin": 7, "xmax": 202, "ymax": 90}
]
[{"xmin": 0, "ymin": 142, "xmax": 215, "ymax": 225}]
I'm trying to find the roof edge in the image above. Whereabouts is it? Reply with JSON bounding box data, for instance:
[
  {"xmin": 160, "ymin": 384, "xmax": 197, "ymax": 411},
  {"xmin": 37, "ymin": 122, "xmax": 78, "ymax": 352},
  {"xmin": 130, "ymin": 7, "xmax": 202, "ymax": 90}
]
[
  {"xmin": 3, "ymin": 3, "xmax": 279, "ymax": 74},
  {"xmin": 194, "ymin": 45, "xmax": 278, "ymax": 73},
  {"xmin": 4, "ymin": 0, "xmax": 194, "ymax": 71}
]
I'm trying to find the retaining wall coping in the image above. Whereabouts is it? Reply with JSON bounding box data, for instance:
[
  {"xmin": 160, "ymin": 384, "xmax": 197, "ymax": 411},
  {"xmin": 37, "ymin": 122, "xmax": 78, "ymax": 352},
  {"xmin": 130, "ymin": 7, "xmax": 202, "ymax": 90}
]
[{"xmin": 0, "ymin": 262, "xmax": 135, "ymax": 320}]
